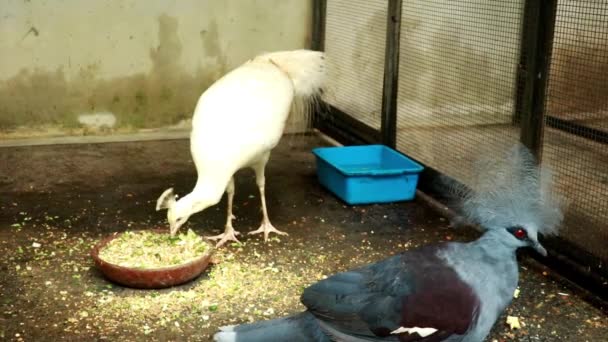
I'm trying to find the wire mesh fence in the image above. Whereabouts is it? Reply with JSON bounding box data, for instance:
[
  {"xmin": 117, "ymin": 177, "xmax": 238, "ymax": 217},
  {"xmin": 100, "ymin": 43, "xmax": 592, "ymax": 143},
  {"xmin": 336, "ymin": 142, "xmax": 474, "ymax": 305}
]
[
  {"xmin": 323, "ymin": 0, "xmax": 387, "ymax": 130},
  {"xmin": 541, "ymin": 0, "xmax": 608, "ymax": 264},
  {"xmin": 395, "ymin": 0, "xmax": 524, "ymax": 185},
  {"xmin": 318, "ymin": 0, "xmax": 608, "ymax": 290}
]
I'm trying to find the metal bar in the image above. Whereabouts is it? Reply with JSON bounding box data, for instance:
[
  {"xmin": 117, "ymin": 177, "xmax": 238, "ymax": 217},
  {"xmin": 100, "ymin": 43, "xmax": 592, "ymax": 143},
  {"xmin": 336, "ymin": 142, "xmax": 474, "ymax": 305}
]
[
  {"xmin": 513, "ymin": 0, "xmax": 608, "ymax": 309},
  {"xmin": 524, "ymin": 251, "xmax": 608, "ymax": 313},
  {"xmin": 529, "ymin": 238, "xmax": 608, "ymax": 305},
  {"xmin": 516, "ymin": 0, "xmax": 558, "ymax": 160},
  {"xmin": 545, "ymin": 115, "xmax": 608, "ymax": 145},
  {"xmin": 311, "ymin": 0, "xmax": 327, "ymax": 51},
  {"xmin": 380, "ymin": 0, "xmax": 402, "ymax": 148}
]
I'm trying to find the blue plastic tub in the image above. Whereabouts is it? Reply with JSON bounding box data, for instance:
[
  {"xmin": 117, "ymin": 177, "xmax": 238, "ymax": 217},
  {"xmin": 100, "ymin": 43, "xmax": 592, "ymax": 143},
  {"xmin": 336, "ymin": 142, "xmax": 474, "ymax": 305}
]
[{"xmin": 312, "ymin": 145, "xmax": 424, "ymax": 205}]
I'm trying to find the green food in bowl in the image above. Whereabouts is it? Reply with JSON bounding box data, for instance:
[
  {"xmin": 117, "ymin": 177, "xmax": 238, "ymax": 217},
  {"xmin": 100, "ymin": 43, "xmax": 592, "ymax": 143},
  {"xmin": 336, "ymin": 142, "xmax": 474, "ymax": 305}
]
[{"xmin": 98, "ymin": 229, "xmax": 209, "ymax": 269}]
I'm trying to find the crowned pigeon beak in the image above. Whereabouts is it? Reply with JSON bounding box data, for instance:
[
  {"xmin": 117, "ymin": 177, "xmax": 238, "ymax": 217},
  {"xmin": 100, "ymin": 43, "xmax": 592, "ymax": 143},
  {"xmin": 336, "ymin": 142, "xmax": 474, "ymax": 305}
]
[{"xmin": 532, "ymin": 241, "xmax": 548, "ymax": 256}]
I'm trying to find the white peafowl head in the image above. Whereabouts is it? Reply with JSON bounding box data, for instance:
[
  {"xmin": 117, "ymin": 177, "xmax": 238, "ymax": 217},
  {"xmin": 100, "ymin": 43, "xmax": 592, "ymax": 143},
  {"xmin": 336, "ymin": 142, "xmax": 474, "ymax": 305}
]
[{"xmin": 156, "ymin": 188, "xmax": 194, "ymax": 236}]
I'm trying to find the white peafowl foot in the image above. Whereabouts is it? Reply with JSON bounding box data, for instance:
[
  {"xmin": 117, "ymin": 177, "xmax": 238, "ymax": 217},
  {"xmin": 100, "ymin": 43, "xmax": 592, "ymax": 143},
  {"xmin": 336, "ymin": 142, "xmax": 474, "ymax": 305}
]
[
  {"xmin": 206, "ymin": 224, "xmax": 241, "ymax": 248},
  {"xmin": 248, "ymin": 221, "xmax": 288, "ymax": 242}
]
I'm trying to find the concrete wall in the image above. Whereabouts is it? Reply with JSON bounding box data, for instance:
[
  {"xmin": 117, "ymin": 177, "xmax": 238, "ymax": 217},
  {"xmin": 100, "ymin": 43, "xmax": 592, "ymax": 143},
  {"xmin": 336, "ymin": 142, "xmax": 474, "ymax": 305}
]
[{"xmin": 0, "ymin": 0, "xmax": 312, "ymax": 139}]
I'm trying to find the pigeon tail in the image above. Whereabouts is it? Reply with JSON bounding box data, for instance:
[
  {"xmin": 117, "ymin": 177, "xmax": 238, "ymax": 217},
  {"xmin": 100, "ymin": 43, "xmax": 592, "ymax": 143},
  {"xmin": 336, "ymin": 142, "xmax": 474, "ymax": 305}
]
[{"xmin": 213, "ymin": 312, "xmax": 330, "ymax": 342}]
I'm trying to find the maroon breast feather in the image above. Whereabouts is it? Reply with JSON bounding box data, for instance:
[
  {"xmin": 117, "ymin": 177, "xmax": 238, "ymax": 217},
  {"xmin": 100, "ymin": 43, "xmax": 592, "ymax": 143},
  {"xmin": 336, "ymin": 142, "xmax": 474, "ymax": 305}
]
[{"xmin": 397, "ymin": 249, "xmax": 480, "ymax": 341}]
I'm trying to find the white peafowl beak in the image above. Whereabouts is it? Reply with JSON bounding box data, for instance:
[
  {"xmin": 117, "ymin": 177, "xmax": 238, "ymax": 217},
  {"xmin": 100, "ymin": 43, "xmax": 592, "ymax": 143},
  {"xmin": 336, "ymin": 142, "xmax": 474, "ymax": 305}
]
[
  {"xmin": 156, "ymin": 188, "xmax": 181, "ymax": 236},
  {"xmin": 166, "ymin": 211, "xmax": 179, "ymax": 236}
]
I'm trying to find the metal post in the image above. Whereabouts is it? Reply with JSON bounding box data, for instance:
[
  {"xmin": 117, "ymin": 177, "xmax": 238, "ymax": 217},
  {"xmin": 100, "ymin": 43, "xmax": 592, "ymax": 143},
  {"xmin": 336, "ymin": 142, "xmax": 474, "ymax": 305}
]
[
  {"xmin": 516, "ymin": 0, "xmax": 558, "ymax": 160},
  {"xmin": 311, "ymin": 0, "xmax": 327, "ymax": 51},
  {"xmin": 380, "ymin": 0, "xmax": 402, "ymax": 148}
]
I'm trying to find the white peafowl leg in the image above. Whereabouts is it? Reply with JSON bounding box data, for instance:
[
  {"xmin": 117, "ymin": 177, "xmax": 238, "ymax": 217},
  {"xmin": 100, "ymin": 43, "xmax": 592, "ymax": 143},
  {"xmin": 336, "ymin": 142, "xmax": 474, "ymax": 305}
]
[
  {"xmin": 206, "ymin": 177, "xmax": 241, "ymax": 247},
  {"xmin": 248, "ymin": 154, "xmax": 288, "ymax": 242}
]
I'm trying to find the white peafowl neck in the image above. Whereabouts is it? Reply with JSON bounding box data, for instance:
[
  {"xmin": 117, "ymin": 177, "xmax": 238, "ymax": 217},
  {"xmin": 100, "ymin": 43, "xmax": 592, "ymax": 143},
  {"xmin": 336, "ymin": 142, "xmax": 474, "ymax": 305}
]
[{"xmin": 180, "ymin": 176, "xmax": 228, "ymax": 215}]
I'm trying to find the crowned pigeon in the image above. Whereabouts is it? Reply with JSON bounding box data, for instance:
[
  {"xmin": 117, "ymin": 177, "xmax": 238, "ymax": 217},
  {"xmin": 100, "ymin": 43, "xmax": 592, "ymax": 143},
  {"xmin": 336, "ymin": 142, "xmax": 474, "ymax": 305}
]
[{"xmin": 213, "ymin": 144, "xmax": 564, "ymax": 341}]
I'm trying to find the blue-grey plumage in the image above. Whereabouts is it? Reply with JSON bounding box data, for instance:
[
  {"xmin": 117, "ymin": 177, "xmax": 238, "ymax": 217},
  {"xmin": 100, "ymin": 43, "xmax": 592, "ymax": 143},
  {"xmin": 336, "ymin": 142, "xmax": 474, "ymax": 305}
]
[
  {"xmin": 214, "ymin": 312, "xmax": 332, "ymax": 342},
  {"xmin": 213, "ymin": 144, "xmax": 565, "ymax": 341}
]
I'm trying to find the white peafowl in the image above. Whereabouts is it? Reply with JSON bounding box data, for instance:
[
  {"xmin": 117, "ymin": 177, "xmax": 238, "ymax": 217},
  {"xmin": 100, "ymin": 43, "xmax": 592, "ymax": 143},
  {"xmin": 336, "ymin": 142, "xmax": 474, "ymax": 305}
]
[{"xmin": 156, "ymin": 49, "xmax": 326, "ymax": 247}]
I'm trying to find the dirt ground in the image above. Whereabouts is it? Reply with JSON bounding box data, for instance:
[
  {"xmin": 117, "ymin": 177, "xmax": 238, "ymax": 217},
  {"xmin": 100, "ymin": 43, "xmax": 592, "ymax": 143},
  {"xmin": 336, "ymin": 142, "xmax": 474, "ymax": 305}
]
[{"xmin": 0, "ymin": 135, "xmax": 606, "ymax": 342}]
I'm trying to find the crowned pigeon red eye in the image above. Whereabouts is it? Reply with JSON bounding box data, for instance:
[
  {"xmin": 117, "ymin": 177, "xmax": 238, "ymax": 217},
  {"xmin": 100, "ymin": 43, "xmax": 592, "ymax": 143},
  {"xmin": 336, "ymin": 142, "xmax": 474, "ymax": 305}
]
[
  {"xmin": 514, "ymin": 228, "xmax": 527, "ymax": 239},
  {"xmin": 212, "ymin": 143, "xmax": 564, "ymax": 342}
]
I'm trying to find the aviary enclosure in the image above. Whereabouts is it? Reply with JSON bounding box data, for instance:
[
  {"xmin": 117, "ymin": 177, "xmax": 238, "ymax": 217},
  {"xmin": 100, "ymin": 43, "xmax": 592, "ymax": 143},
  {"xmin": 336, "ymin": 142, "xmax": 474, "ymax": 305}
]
[
  {"xmin": 0, "ymin": 0, "xmax": 606, "ymax": 341},
  {"xmin": 314, "ymin": 0, "xmax": 608, "ymax": 303}
]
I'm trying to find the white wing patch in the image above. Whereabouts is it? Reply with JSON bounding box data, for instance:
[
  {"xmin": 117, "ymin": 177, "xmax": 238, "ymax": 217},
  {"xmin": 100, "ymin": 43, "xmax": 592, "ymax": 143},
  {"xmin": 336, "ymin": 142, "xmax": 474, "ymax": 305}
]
[{"xmin": 391, "ymin": 326, "xmax": 438, "ymax": 337}]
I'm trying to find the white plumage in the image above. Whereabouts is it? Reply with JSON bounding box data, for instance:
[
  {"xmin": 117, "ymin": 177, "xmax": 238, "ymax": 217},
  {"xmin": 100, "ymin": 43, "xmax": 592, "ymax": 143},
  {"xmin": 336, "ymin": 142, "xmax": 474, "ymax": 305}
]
[{"xmin": 156, "ymin": 49, "xmax": 326, "ymax": 247}]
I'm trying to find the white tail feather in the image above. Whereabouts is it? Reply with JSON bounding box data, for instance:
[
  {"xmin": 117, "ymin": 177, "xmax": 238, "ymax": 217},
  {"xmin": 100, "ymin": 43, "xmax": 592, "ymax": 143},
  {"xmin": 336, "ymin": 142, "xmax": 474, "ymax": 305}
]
[
  {"xmin": 254, "ymin": 49, "xmax": 326, "ymax": 98},
  {"xmin": 253, "ymin": 49, "xmax": 327, "ymax": 134}
]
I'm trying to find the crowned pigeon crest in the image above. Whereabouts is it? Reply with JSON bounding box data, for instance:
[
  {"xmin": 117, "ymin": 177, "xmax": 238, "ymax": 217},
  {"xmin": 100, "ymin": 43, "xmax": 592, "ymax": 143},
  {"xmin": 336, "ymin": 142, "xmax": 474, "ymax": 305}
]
[{"xmin": 213, "ymin": 144, "xmax": 565, "ymax": 342}]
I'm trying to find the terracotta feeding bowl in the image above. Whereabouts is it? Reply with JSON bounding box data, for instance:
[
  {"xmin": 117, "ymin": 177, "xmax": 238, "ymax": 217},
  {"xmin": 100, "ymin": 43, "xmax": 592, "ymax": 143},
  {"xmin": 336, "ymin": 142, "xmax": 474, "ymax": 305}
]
[{"xmin": 91, "ymin": 229, "xmax": 214, "ymax": 289}]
